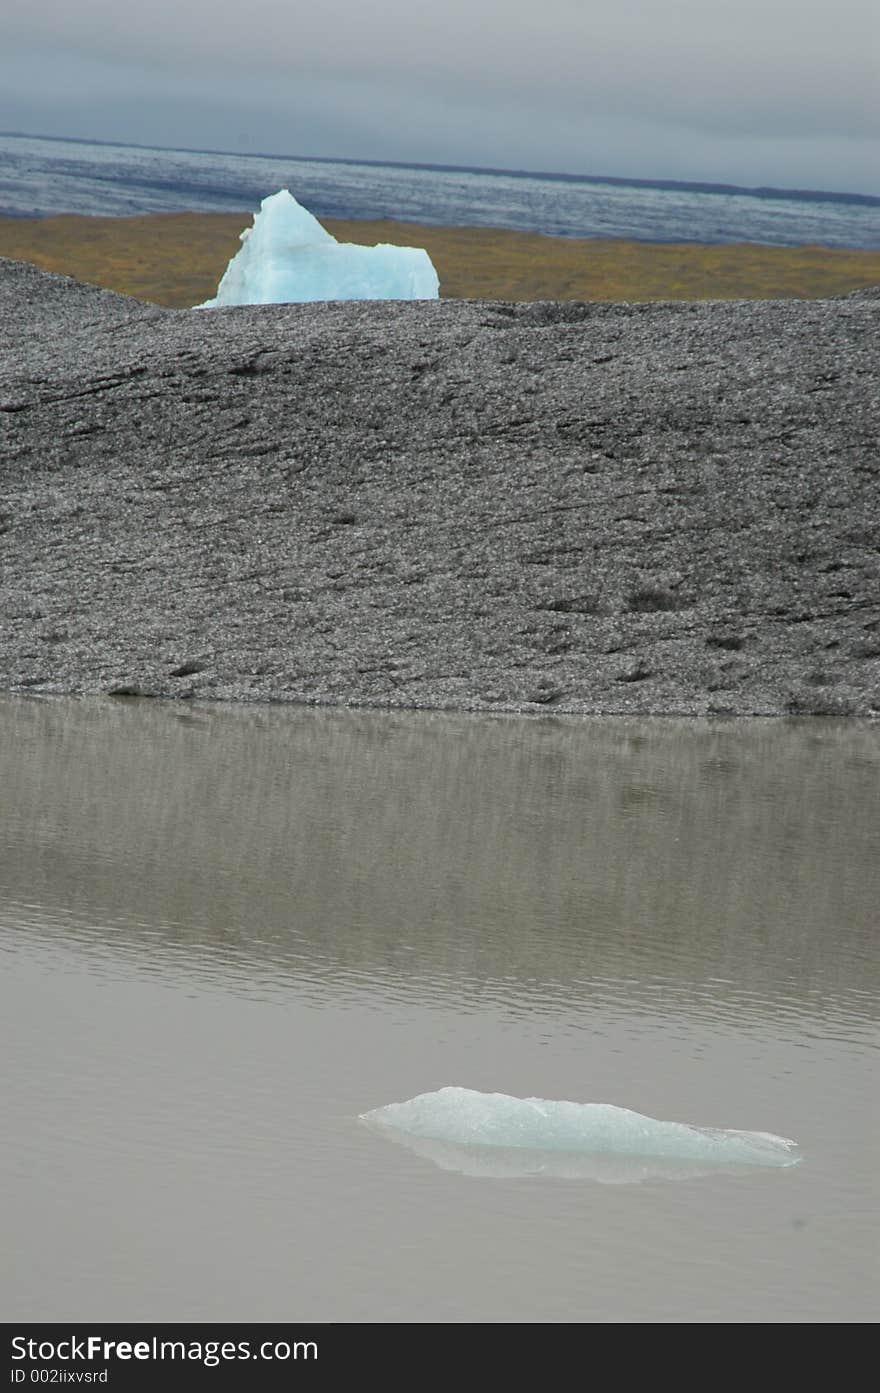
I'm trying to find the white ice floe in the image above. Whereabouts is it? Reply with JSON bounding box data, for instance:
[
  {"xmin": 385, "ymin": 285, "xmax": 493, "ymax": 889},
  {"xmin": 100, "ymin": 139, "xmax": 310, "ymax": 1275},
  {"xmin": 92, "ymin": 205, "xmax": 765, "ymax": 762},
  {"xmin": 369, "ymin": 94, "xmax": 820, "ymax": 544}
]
[
  {"xmin": 361, "ymin": 1087, "xmax": 801, "ymax": 1176},
  {"xmin": 199, "ymin": 188, "xmax": 439, "ymax": 306}
]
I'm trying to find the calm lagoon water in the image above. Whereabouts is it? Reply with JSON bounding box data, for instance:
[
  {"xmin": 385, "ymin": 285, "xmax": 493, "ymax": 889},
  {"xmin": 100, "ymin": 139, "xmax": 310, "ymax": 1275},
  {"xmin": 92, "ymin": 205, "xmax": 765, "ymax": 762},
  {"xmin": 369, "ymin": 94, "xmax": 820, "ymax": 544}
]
[{"xmin": 1, "ymin": 696, "xmax": 877, "ymax": 1322}]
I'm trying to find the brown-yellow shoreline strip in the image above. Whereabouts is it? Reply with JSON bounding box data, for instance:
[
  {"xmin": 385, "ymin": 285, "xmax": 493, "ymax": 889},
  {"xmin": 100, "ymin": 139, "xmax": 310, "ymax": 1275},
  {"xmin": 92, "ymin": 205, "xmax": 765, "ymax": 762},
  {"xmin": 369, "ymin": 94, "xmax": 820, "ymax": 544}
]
[{"xmin": 1, "ymin": 210, "xmax": 878, "ymax": 308}]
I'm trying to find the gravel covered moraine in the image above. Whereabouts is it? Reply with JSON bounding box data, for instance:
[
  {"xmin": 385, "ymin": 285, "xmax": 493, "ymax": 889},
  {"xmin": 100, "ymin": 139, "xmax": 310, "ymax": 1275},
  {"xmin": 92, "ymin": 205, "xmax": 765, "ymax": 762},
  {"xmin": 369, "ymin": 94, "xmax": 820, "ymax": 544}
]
[{"xmin": 1, "ymin": 258, "xmax": 878, "ymax": 715}]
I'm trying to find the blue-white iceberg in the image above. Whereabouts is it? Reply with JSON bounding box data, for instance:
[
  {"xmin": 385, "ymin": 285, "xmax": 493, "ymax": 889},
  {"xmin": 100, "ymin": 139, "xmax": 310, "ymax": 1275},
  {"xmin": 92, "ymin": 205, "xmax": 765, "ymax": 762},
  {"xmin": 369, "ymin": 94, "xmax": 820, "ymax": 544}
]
[
  {"xmin": 361, "ymin": 1087, "xmax": 800, "ymax": 1179},
  {"xmin": 199, "ymin": 189, "xmax": 439, "ymax": 306}
]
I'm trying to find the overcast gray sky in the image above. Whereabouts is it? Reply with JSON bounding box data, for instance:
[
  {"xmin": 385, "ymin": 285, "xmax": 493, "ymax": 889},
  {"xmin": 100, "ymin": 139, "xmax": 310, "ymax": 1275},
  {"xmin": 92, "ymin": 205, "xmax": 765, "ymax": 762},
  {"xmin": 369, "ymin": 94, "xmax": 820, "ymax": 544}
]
[{"xmin": 2, "ymin": 0, "xmax": 878, "ymax": 193}]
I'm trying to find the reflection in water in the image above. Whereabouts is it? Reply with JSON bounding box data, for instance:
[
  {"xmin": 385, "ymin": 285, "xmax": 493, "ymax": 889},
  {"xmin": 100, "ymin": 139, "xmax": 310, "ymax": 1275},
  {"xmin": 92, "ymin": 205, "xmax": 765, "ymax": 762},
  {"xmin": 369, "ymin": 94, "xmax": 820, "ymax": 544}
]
[
  {"xmin": 0, "ymin": 696, "xmax": 878, "ymax": 1322},
  {"xmin": 1, "ymin": 696, "xmax": 877, "ymax": 1021},
  {"xmin": 359, "ymin": 1129, "xmax": 762, "ymax": 1185}
]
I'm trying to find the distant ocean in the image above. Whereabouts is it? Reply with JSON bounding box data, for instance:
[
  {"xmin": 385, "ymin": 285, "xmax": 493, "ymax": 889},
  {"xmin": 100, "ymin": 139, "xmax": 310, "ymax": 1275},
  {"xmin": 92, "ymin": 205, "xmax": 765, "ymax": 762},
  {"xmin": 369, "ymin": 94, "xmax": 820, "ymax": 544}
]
[{"xmin": 1, "ymin": 132, "xmax": 878, "ymax": 249}]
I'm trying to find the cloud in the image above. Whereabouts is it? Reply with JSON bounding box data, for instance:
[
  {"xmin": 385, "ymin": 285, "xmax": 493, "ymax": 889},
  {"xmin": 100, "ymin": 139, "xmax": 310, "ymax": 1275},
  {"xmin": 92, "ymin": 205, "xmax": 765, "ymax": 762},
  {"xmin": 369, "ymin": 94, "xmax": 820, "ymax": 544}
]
[{"xmin": 2, "ymin": 1, "xmax": 878, "ymax": 190}]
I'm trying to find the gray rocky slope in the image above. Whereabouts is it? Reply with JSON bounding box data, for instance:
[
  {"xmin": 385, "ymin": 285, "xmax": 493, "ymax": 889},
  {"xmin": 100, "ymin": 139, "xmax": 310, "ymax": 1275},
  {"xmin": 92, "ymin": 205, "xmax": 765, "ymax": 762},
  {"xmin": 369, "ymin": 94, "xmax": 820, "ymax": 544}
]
[{"xmin": 1, "ymin": 257, "xmax": 878, "ymax": 714}]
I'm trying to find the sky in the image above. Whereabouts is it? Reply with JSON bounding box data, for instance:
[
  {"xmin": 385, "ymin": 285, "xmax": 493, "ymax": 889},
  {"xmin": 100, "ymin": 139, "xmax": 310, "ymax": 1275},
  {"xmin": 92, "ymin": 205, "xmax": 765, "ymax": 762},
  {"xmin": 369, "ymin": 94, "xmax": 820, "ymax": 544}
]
[{"xmin": 1, "ymin": 0, "xmax": 878, "ymax": 194}]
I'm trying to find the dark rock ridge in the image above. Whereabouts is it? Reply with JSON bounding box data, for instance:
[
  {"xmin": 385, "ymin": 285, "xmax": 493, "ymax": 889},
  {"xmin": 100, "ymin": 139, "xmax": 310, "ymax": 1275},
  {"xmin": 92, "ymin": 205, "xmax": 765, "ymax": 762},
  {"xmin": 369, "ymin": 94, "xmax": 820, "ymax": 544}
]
[{"xmin": 1, "ymin": 257, "xmax": 878, "ymax": 715}]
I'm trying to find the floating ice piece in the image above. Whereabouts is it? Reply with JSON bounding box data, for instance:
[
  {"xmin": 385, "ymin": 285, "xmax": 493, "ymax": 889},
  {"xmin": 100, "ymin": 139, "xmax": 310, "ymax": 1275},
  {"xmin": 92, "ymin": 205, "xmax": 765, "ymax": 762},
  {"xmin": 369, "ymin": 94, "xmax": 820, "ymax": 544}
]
[
  {"xmin": 361, "ymin": 1087, "xmax": 800, "ymax": 1171},
  {"xmin": 367, "ymin": 1132, "xmax": 759, "ymax": 1184},
  {"xmin": 199, "ymin": 189, "xmax": 439, "ymax": 306}
]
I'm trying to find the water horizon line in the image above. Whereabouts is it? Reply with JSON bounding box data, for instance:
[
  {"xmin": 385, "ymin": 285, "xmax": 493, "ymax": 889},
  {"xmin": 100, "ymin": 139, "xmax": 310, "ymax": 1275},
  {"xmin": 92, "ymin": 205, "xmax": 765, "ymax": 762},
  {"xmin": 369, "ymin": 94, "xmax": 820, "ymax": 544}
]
[{"xmin": 2, "ymin": 128, "xmax": 878, "ymax": 209}]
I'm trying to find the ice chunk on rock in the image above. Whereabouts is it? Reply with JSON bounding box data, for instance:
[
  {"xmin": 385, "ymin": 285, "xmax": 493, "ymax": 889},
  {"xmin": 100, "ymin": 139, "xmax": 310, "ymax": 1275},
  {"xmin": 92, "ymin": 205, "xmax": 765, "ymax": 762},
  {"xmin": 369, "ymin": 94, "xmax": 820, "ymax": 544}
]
[
  {"xmin": 361, "ymin": 1087, "xmax": 801, "ymax": 1169},
  {"xmin": 199, "ymin": 189, "xmax": 439, "ymax": 306}
]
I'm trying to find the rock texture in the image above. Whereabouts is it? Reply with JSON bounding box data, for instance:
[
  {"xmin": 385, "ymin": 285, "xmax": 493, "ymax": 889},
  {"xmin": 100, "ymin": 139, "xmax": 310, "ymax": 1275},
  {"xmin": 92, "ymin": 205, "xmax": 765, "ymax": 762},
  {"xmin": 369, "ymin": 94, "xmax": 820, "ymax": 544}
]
[{"xmin": 1, "ymin": 257, "xmax": 878, "ymax": 714}]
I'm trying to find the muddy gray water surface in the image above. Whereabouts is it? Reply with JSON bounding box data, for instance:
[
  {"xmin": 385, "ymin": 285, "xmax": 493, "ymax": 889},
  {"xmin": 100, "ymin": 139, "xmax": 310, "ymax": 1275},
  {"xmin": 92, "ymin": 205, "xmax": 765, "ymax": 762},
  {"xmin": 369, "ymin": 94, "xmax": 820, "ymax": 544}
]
[{"xmin": 1, "ymin": 697, "xmax": 877, "ymax": 1321}]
